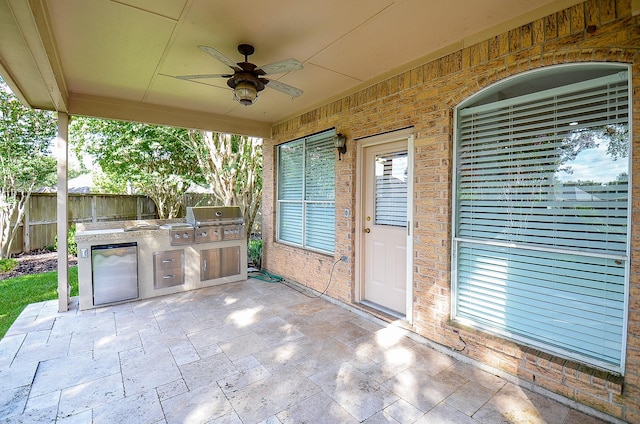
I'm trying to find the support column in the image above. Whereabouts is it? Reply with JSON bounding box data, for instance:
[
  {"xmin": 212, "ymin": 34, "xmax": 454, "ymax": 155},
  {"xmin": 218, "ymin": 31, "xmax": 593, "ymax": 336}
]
[{"xmin": 57, "ymin": 112, "xmax": 69, "ymax": 312}]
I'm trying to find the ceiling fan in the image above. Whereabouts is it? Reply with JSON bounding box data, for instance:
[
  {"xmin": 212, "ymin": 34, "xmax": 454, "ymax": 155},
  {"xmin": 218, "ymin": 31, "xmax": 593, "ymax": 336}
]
[{"xmin": 176, "ymin": 44, "xmax": 304, "ymax": 106}]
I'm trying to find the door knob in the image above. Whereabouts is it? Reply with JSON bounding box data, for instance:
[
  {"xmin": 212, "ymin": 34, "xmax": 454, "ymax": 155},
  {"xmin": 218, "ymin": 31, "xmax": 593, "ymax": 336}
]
[{"xmin": 364, "ymin": 228, "xmax": 371, "ymax": 233}]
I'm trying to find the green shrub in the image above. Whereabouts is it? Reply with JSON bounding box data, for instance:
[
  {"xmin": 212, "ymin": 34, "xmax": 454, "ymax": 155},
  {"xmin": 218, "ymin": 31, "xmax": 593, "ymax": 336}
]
[
  {"xmin": 248, "ymin": 238, "xmax": 262, "ymax": 269},
  {"xmin": 54, "ymin": 224, "xmax": 77, "ymax": 256},
  {"xmin": 67, "ymin": 225, "xmax": 77, "ymax": 256},
  {"xmin": 0, "ymin": 258, "xmax": 18, "ymax": 273}
]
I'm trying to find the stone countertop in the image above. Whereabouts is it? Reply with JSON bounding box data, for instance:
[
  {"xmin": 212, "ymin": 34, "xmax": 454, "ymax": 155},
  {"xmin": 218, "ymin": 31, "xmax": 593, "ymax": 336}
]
[
  {"xmin": 75, "ymin": 219, "xmax": 186, "ymax": 242},
  {"xmin": 75, "ymin": 228, "xmax": 165, "ymax": 243}
]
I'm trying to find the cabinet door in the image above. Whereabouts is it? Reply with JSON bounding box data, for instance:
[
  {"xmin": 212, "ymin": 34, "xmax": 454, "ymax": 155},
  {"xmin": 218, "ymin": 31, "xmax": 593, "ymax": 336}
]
[
  {"xmin": 200, "ymin": 248, "xmax": 221, "ymax": 281},
  {"xmin": 200, "ymin": 247, "xmax": 241, "ymax": 281},
  {"xmin": 220, "ymin": 246, "xmax": 240, "ymax": 277}
]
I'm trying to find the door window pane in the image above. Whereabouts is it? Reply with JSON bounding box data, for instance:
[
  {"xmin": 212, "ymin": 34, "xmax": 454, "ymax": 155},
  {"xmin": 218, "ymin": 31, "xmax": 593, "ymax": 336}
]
[{"xmin": 375, "ymin": 151, "xmax": 407, "ymax": 227}]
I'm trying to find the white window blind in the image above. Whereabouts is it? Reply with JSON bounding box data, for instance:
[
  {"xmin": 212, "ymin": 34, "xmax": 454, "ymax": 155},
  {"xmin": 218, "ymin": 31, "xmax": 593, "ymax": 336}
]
[
  {"xmin": 456, "ymin": 243, "xmax": 625, "ymax": 367},
  {"xmin": 454, "ymin": 69, "xmax": 629, "ymax": 372},
  {"xmin": 277, "ymin": 130, "xmax": 335, "ymax": 253},
  {"xmin": 375, "ymin": 151, "xmax": 408, "ymax": 227}
]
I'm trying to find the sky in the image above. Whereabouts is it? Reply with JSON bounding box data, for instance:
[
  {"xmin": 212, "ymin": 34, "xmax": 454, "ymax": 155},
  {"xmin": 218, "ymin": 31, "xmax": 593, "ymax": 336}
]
[{"xmin": 556, "ymin": 141, "xmax": 628, "ymax": 184}]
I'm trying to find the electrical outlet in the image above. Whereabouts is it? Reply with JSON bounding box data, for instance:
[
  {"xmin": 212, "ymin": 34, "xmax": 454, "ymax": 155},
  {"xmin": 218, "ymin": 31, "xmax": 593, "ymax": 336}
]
[{"xmin": 340, "ymin": 255, "xmax": 349, "ymax": 263}]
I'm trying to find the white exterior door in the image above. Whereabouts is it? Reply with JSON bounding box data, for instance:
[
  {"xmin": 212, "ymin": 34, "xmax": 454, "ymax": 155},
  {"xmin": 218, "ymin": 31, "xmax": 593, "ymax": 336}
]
[{"xmin": 359, "ymin": 134, "xmax": 412, "ymax": 317}]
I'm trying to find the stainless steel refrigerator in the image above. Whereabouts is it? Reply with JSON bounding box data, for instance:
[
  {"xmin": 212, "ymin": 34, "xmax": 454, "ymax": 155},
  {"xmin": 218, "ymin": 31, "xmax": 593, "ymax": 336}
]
[{"xmin": 91, "ymin": 242, "xmax": 138, "ymax": 305}]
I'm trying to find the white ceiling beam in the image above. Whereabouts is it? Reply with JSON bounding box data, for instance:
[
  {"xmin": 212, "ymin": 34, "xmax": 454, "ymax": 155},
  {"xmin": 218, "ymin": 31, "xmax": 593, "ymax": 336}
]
[
  {"xmin": 7, "ymin": 0, "xmax": 68, "ymax": 111},
  {"xmin": 68, "ymin": 92, "xmax": 272, "ymax": 138}
]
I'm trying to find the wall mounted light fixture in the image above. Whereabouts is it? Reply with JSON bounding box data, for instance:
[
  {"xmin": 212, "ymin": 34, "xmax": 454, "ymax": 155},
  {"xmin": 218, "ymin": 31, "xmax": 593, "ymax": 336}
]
[{"xmin": 334, "ymin": 133, "xmax": 347, "ymax": 160}]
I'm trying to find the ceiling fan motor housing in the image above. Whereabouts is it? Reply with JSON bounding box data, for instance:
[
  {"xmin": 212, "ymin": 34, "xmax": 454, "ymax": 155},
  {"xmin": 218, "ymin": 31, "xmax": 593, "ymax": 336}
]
[{"xmin": 226, "ymin": 62, "xmax": 267, "ymax": 93}]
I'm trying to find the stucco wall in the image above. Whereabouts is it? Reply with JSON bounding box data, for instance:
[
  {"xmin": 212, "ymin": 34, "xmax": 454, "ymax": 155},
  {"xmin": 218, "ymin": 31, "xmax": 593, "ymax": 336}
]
[{"xmin": 263, "ymin": 1, "xmax": 640, "ymax": 421}]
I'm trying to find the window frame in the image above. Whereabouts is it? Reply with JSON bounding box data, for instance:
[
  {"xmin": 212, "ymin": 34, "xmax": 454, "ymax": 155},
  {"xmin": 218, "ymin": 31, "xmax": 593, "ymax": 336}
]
[
  {"xmin": 276, "ymin": 129, "xmax": 336, "ymax": 254},
  {"xmin": 451, "ymin": 63, "xmax": 632, "ymax": 374}
]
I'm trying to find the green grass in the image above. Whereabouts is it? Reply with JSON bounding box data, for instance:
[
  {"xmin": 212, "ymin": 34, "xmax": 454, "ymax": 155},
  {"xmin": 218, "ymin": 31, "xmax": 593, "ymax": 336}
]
[{"xmin": 0, "ymin": 266, "xmax": 79, "ymax": 339}]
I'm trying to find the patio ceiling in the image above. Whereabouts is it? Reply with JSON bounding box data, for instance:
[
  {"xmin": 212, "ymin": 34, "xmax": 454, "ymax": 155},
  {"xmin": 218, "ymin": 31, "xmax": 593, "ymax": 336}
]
[{"xmin": 0, "ymin": 0, "xmax": 583, "ymax": 138}]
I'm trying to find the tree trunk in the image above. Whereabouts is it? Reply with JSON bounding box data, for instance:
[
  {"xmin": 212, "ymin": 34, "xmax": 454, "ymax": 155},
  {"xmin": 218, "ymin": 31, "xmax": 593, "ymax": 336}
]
[
  {"xmin": 0, "ymin": 189, "xmax": 30, "ymax": 259},
  {"xmin": 187, "ymin": 130, "xmax": 262, "ymax": 240}
]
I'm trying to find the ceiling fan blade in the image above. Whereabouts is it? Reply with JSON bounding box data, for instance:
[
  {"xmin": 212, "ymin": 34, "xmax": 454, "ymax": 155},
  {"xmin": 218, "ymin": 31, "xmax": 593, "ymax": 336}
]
[
  {"xmin": 264, "ymin": 79, "xmax": 303, "ymax": 97},
  {"xmin": 176, "ymin": 73, "xmax": 231, "ymax": 80},
  {"xmin": 198, "ymin": 45, "xmax": 241, "ymax": 70},
  {"xmin": 257, "ymin": 58, "xmax": 303, "ymax": 75}
]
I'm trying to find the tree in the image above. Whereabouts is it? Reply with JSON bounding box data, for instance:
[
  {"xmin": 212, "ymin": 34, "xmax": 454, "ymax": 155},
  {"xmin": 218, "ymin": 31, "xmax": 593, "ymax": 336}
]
[
  {"xmin": 0, "ymin": 79, "xmax": 57, "ymax": 258},
  {"xmin": 69, "ymin": 118, "xmax": 204, "ymax": 219},
  {"xmin": 188, "ymin": 131, "xmax": 262, "ymax": 239},
  {"xmin": 70, "ymin": 118, "xmax": 263, "ymax": 236}
]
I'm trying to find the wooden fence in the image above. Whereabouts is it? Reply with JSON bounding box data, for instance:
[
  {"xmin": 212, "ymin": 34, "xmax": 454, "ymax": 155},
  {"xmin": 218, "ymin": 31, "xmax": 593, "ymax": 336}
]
[
  {"xmin": 6, "ymin": 192, "xmax": 256, "ymax": 255},
  {"xmin": 8, "ymin": 193, "xmax": 157, "ymax": 255}
]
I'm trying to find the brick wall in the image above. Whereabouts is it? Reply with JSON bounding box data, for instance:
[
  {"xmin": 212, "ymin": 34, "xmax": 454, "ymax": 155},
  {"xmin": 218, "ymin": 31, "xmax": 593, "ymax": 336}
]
[{"xmin": 263, "ymin": 1, "xmax": 640, "ymax": 420}]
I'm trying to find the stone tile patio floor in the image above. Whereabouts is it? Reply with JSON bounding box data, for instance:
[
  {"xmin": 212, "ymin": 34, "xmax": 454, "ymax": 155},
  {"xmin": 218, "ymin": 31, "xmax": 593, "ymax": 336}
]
[{"xmin": 0, "ymin": 278, "xmax": 617, "ymax": 424}]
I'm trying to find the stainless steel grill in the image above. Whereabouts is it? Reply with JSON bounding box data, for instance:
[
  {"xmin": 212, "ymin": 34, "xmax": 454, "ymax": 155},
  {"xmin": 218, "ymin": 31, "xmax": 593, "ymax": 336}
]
[
  {"xmin": 166, "ymin": 206, "xmax": 245, "ymax": 246},
  {"xmin": 186, "ymin": 206, "xmax": 244, "ymax": 227}
]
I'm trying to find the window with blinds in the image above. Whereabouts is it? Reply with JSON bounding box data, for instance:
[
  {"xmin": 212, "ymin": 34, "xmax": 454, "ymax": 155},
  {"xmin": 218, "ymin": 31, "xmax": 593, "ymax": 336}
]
[
  {"xmin": 277, "ymin": 130, "xmax": 335, "ymax": 253},
  {"xmin": 453, "ymin": 65, "xmax": 630, "ymax": 373}
]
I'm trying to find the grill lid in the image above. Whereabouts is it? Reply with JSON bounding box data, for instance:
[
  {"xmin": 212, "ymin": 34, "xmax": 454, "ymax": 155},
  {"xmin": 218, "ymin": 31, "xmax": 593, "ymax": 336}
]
[{"xmin": 186, "ymin": 206, "xmax": 243, "ymax": 226}]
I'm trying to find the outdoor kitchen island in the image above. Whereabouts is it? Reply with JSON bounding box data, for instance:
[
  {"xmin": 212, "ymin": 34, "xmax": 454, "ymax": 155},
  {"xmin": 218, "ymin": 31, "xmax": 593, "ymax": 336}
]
[{"xmin": 75, "ymin": 207, "xmax": 247, "ymax": 311}]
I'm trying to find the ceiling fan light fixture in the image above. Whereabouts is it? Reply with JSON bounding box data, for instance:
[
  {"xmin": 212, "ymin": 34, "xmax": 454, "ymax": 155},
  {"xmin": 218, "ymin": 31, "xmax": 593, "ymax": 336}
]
[{"xmin": 233, "ymin": 81, "xmax": 258, "ymax": 106}]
